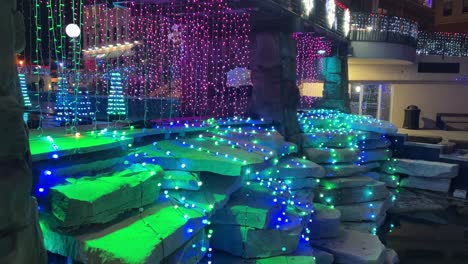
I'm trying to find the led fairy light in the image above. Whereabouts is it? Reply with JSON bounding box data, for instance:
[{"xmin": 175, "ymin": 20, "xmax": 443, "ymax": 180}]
[
  {"xmin": 302, "ymin": 0, "xmax": 314, "ymax": 16},
  {"xmin": 18, "ymin": 73, "xmax": 32, "ymax": 108},
  {"xmin": 343, "ymin": 9, "xmax": 351, "ymax": 37},
  {"xmin": 326, "ymin": 0, "xmax": 336, "ymax": 29},
  {"xmin": 107, "ymin": 72, "xmax": 127, "ymax": 116}
]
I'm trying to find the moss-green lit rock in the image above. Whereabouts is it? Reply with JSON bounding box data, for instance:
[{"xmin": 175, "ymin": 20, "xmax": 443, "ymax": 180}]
[{"xmin": 50, "ymin": 164, "xmax": 164, "ymax": 227}]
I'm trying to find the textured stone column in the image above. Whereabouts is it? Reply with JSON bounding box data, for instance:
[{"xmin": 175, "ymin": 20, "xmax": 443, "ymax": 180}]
[
  {"xmin": 249, "ymin": 32, "xmax": 301, "ymax": 144},
  {"xmin": 318, "ymin": 43, "xmax": 350, "ymax": 113},
  {"xmin": 0, "ymin": 0, "xmax": 47, "ymax": 263}
]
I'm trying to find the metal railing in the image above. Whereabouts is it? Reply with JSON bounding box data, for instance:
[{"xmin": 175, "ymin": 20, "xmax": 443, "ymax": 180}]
[
  {"xmin": 349, "ymin": 12, "xmax": 419, "ymax": 47},
  {"xmin": 417, "ymin": 31, "xmax": 468, "ymax": 57}
]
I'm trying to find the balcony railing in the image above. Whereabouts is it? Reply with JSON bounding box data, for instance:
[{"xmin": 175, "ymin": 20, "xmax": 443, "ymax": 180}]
[
  {"xmin": 417, "ymin": 32, "xmax": 468, "ymax": 57},
  {"xmin": 349, "ymin": 12, "xmax": 419, "ymax": 47}
]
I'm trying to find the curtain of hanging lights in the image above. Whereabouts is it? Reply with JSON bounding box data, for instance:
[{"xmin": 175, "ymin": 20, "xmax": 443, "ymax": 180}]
[
  {"xmin": 82, "ymin": 0, "xmax": 251, "ymax": 119},
  {"xmin": 293, "ymin": 32, "xmax": 332, "ymax": 86}
]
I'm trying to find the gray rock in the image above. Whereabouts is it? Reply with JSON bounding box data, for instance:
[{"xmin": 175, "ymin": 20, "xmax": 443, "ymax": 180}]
[
  {"xmin": 310, "ymin": 229, "xmax": 386, "ymax": 264},
  {"xmin": 336, "ymin": 195, "xmax": 392, "ymax": 222},
  {"xmin": 389, "ymin": 188, "xmax": 448, "ymax": 213},
  {"xmin": 302, "ymin": 132, "xmax": 358, "ymax": 148},
  {"xmin": 400, "ymin": 177, "xmax": 452, "ymax": 193},
  {"xmin": 284, "ymin": 177, "xmax": 320, "ymax": 190},
  {"xmin": 382, "ymin": 159, "xmax": 459, "ymax": 178},
  {"xmin": 316, "ymin": 181, "xmax": 389, "ymax": 205},
  {"xmin": 308, "ymin": 204, "xmax": 341, "ymax": 239},
  {"xmin": 304, "ymin": 148, "xmax": 360, "ymax": 164}
]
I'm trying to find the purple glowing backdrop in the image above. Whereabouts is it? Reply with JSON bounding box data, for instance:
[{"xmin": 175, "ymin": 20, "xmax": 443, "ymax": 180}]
[
  {"xmin": 293, "ymin": 33, "xmax": 332, "ymax": 86},
  {"xmin": 83, "ymin": 0, "xmax": 251, "ymax": 118}
]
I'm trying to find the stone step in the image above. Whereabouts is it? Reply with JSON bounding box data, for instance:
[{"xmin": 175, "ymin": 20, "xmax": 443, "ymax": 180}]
[
  {"xmin": 207, "ymin": 127, "xmax": 298, "ymax": 156},
  {"xmin": 41, "ymin": 202, "xmax": 206, "ymax": 264},
  {"xmin": 322, "ymin": 163, "xmax": 378, "ymax": 178},
  {"xmin": 310, "ymin": 229, "xmax": 386, "ymax": 264},
  {"xmin": 211, "ymin": 209, "xmax": 305, "ymax": 259},
  {"xmin": 357, "ymin": 138, "xmax": 391, "ymax": 150},
  {"xmin": 316, "ymin": 181, "xmax": 389, "ymax": 206},
  {"xmin": 162, "ymin": 229, "xmax": 208, "ymax": 264},
  {"xmin": 211, "ymin": 186, "xmax": 286, "ymax": 229},
  {"xmin": 360, "ymin": 149, "xmax": 392, "ymax": 163},
  {"xmin": 336, "ymin": 195, "xmax": 392, "ymax": 222},
  {"xmin": 49, "ymin": 164, "xmax": 164, "ymax": 228},
  {"xmin": 199, "ymin": 242, "xmax": 335, "ymax": 264},
  {"xmin": 246, "ymin": 158, "xmax": 325, "ymax": 181},
  {"xmin": 308, "ymin": 204, "xmax": 341, "ymax": 240},
  {"xmin": 365, "ymin": 172, "xmax": 400, "ymax": 188},
  {"xmin": 341, "ymin": 214, "xmax": 386, "ymax": 234},
  {"xmin": 382, "ymin": 159, "xmax": 459, "ymax": 178},
  {"xmin": 303, "ymin": 147, "xmax": 360, "ymax": 164},
  {"xmin": 400, "ymin": 177, "xmax": 452, "ymax": 193},
  {"xmin": 136, "ymin": 138, "xmax": 275, "ymax": 177},
  {"xmin": 42, "ymin": 172, "xmax": 239, "ymax": 264},
  {"xmin": 162, "ymin": 171, "xmax": 201, "ymax": 191},
  {"xmin": 320, "ymin": 175, "xmax": 376, "ymax": 190}
]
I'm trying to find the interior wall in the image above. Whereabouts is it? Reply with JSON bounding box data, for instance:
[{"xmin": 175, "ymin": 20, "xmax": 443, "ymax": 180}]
[
  {"xmin": 391, "ymin": 84, "xmax": 468, "ymax": 128},
  {"xmin": 349, "ymin": 55, "xmax": 468, "ymax": 128}
]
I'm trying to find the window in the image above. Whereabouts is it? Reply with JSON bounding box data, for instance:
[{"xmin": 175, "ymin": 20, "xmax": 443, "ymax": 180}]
[
  {"xmin": 443, "ymin": 0, "xmax": 453, "ymax": 16},
  {"xmin": 464, "ymin": 0, "xmax": 468, "ymax": 13}
]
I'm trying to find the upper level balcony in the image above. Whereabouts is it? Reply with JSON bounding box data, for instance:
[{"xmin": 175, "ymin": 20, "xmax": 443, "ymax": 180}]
[{"xmin": 348, "ymin": 12, "xmax": 419, "ymax": 63}]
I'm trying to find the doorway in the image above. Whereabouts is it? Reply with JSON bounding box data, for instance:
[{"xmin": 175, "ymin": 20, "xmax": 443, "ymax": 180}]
[{"xmin": 350, "ymin": 83, "xmax": 392, "ymax": 121}]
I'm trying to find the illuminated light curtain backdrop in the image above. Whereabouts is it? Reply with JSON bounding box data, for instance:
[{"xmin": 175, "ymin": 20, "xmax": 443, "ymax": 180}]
[
  {"xmin": 83, "ymin": 0, "xmax": 251, "ymax": 119},
  {"xmin": 293, "ymin": 33, "xmax": 332, "ymax": 109}
]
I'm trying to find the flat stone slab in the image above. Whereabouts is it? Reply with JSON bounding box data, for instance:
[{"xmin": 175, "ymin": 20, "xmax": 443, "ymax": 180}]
[
  {"xmin": 320, "ymin": 175, "xmax": 376, "ymax": 189},
  {"xmin": 277, "ymin": 157, "xmax": 325, "ymax": 178},
  {"xmin": 302, "ymin": 132, "xmax": 360, "ymax": 148},
  {"xmin": 322, "ymin": 164, "xmax": 372, "ymax": 178},
  {"xmin": 200, "ymin": 242, "xmax": 334, "ymax": 264},
  {"xmin": 308, "ymin": 204, "xmax": 341, "ymax": 239},
  {"xmin": 303, "ymin": 148, "xmax": 360, "ymax": 164},
  {"xmin": 293, "ymin": 188, "xmax": 315, "ymax": 210},
  {"xmin": 165, "ymin": 172, "xmax": 242, "ymax": 217},
  {"xmin": 41, "ymin": 201, "xmax": 206, "ymax": 264},
  {"xmin": 50, "ymin": 164, "xmax": 164, "ymax": 228},
  {"xmin": 316, "ymin": 181, "xmax": 389, "ymax": 205},
  {"xmin": 341, "ymin": 214, "xmax": 386, "ymax": 234},
  {"xmin": 310, "ymin": 229, "xmax": 386, "ymax": 264},
  {"xmin": 211, "ymin": 186, "xmax": 285, "ymax": 229},
  {"xmin": 349, "ymin": 119, "xmax": 397, "ymax": 135},
  {"xmin": 211, "ymin": 209, "xmax": 304, "ymax": 258},
  {"xmin": 284, "ymin": 177, "xmax": 320, "ymax": 190},
  {"xmin": 381, "ymin": 159, "xmax": 459, "ymax": 178},
  {"xmin": 400, "ymin": 176, "xmax": 452, "ymax": 193},
  {"xmin": 137, "ymin": 138, "xmax": 275, "ymax": 176},
  {"xmin": 162, "ymin": 171, "xmax": 201, "ymax": 191},
  {"xmin": 336, "ymin": 195, "xmax": 392, "ymax": 222},
  {"xmin": 365, "ymin": 172, "xmax": 400, "ymax": 188},
  {"xmin": 360, "ymin": 149, "xmax": 392, "ymax": 163},
  {"xmin": 357, "ymin": 138, "xmax": 391, "ymax": 150},
  {"xmin": 247, "ymin": 158, "xmax": 325, "ymax": 180},
  {"xmin": 162, "ymin": 229, "xmax": 208, "ymax": 264},
  {"xmin": 389, "ymin": 188, "xmax": 449, "ymax": 213},
  {"xmin": 208, "ymin": 127, "xmax": 298, "ymax": 156}
]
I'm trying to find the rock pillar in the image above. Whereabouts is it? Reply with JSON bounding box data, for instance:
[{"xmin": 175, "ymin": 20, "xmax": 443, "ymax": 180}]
[
  {"xmin": 319, "ymin": 43, "xmax": 350, "ymax": 113},
  {"xmin": 0, "ymin": 0, "xmax": 47, "ymax": 263},
  {"xmin": 249, "ymin": 32, "xmax": 301, "ymax": 143}
]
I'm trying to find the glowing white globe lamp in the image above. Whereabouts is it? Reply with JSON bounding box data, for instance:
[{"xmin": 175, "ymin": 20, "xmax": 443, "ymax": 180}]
[{"xmin": 65, "ymin": 24, "xmax": 81, "ymax": 38}]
